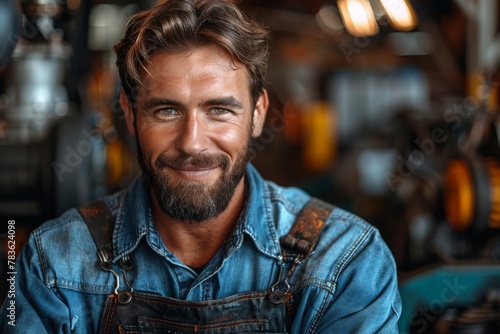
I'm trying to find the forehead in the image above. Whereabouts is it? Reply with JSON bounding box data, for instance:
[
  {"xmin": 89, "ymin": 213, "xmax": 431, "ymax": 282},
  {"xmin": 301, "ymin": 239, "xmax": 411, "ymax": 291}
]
[{"xmin": 137, "ymin": 45, "xmax": 251, "ymax": 103}]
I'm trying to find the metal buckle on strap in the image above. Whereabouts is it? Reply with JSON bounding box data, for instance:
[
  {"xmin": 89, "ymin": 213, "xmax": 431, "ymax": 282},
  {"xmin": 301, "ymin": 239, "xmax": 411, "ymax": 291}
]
[
  {"xmin": 269, "ymin": 265, "xmax": 290, "ymax": 304},
  {"xmin": 78, "ymin": 200, "xmax": 135, "ymax": 305},
  {"xmin": 269, "ymin": 198, "xmax": 334, "ymax": 305},
  {"xmin": 281, "ymin": 235, "xmax": 312, "ymax": 256}
]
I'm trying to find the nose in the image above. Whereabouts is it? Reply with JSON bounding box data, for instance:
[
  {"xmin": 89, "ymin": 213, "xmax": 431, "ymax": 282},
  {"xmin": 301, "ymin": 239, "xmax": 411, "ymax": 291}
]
[{"xmin": 175, "ymin": 112, "xmax": 207, "ymax": 156}]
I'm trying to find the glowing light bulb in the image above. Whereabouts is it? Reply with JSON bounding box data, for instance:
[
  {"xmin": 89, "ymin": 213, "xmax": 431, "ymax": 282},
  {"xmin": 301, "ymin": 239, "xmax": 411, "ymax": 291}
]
[
  {"xmin": 338, "ymin": 0, "xmax": 379, "ymax": 37},
  {"xmin": 379, "ymin": 0, "xmax": 418, "ymax": 31}
]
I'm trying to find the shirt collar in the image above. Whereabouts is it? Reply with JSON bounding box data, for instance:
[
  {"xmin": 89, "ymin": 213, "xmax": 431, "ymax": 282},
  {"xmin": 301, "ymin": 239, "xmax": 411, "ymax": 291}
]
[
  {"xmin": 240, "ymin": 164, "xmax": 282, "ymax": 259},
  {"xmin": 112, "ymin": 175, "xmax": 150, "ymax": 261},
  {"xmin": 111, "ymin": 163, "xmax": 282, "ymax": 261}
]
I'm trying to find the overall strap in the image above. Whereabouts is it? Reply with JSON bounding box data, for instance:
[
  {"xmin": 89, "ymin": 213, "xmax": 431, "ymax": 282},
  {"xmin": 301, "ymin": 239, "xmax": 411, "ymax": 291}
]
[
  {"xmin": 77, "ymin": 200, "xmax": 115, "ymax": 267},
  {"xmin": 281, "ymin": 197, "xmax": 335, "ymax": 259},
  {"xmin": 78, "ymin": 200, "xmax": 134, "ymax": 306},
  {"xmin": 271, "ymin": 197, "xmax": 336, "ymax": 321}
]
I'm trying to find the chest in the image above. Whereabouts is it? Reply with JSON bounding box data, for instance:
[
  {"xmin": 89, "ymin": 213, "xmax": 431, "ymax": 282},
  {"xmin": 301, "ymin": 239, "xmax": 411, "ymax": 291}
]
[{"xmin": 122, "ymin": 241, "xmax": 281, "ymax": 300}]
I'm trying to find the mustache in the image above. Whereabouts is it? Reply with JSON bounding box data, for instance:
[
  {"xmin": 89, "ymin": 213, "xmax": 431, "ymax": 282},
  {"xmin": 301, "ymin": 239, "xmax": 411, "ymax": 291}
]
[{"xmin": 155, "ymin": 153, "xmax": 230, "ymax": 170}]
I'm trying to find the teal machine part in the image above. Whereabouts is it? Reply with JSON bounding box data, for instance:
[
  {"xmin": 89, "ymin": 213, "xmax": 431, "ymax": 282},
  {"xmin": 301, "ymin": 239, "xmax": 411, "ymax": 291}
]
[{"xmin": 398, "ymin": 264, "xmax": 500, "ymax": 333}]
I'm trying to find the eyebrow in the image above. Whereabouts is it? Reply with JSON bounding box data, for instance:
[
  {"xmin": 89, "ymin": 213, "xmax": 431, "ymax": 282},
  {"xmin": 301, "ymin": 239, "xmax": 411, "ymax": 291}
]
[
  {"xmin": 201, "ymin": 96, "xmax": 244, "ymax": 109},
  {"xmin": 142, "ymin": 96, "xmax": 244, "ymax": 111},
  {"xmin": 142, "ymin": 98, "xmax": 180, "ymax": 111}
]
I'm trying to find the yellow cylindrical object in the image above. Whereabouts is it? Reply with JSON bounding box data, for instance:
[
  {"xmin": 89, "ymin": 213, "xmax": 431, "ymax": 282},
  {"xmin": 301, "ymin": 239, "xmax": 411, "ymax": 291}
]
[
  {"xmin": 443, "ymin": 159, "xmax": 475, "ymax": 231},
  {"xmin": 486, "ymin": 158, "xmax": 500, "ymax": 229},
  {"xmin": 467, "ymin": 73, "xmax": 498, "ymax": 114},
  {"xmin": 443, "ymin": 157, "xmax": 500, "ymax": 231},
  {"xmin": 106, "ymin": 137, "xmax": 134, "ymax": 191},
  {"xmin": 302, "ymin": 101, "xmax": 336, "ymax": 172}
]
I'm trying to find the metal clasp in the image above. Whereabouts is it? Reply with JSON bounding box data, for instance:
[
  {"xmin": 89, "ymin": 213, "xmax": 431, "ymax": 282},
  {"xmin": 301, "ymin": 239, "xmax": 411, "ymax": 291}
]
[
  {"xmin": 269, "ymin": 253, "xmax": 306, "ymax": 304},
  {"xmin": 97, "ymin": 252, "xmax": 134, "ymax": 304},
  {"xmin": 269, "ymin": 264, "xmax": 291, "ymax": 304},
  {"xmin": 97, "ymin": 255, "xmax": 121, "ymax": 296}
]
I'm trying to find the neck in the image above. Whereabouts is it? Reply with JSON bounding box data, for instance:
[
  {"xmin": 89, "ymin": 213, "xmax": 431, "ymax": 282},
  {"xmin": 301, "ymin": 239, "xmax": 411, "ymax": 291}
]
[{"xmin": 151, "ymin": 178, "xmax": 246, "ymax": 268}]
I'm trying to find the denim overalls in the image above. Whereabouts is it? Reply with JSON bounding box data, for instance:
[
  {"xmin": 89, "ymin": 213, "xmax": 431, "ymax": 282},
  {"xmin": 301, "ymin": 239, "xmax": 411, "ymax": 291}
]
[{"xmin": 78, "ymin": 198, "xmax": 333, "ymax": 334}]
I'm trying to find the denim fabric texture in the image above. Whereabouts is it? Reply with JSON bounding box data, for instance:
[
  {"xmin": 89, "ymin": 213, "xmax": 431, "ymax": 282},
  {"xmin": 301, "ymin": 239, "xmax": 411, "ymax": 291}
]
[{"xmin": 0, "ymin": 164, "xmax": 401, "ymax": 333}]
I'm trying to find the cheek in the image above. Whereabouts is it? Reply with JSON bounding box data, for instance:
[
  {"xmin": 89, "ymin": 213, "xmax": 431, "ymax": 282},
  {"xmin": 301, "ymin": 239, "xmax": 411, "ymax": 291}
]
[
  {"xmin": 216, "ymin": 127, "xmax": 239, "ymax": 143},
  {"xmin": 210, "ymin": 124, "xmax": 251, "ymax": 156},
  {"xmin": 136, "ymin": 123, "xmax": 171, "ymax": 160}
]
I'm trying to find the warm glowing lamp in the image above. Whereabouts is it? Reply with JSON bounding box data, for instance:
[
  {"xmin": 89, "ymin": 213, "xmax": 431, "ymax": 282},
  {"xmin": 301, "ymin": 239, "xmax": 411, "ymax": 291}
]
[
  {"xmin": 338, "ymin": 0, "xmax": 379, "ymax": 37},
  {"xmin": 379, "ymin": 0, "xmax": 418, "ymax": 31}
]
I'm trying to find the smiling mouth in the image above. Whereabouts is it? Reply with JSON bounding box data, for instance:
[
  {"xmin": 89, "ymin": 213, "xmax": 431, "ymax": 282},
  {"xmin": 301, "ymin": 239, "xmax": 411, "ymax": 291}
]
[
  {"xmin": 157, "ymin": 153, "xmax": 228, "ymax": 180},
  {"xmin": 170, "ymin": 165, "xmax": 218, "ymax": 179}
]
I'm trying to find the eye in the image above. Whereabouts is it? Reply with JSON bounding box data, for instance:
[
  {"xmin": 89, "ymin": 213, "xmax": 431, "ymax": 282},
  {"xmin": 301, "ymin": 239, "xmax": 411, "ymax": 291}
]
[
  {"xmin": 156, "ymin": 108, "xmax": 179, "ymax": 118},
  {"xmin": 209, "ymin": 107, "xmax": 230, "ymax": 115}
]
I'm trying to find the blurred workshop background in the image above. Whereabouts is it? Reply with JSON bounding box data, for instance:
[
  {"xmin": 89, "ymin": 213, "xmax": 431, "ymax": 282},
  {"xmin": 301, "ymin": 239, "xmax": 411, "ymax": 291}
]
[{"xmin": 1, "ymin": 0, "xmax": 500, "ymax": 332}]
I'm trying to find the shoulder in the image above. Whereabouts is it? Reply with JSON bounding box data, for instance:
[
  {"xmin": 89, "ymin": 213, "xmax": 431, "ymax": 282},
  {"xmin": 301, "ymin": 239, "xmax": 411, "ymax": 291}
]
[
  {"xmin": 316, "ymin": 205, "xmax": 383, "ymax": 274},
  {"xmin": 32, "ymin": 190, "xmax": 123, "ymax": 246},
  {"xmin": 263, "ymin": 179, "xmax": 375, "ymax": 240},
  {"xmin": 22, "ymin": 191, "xmax": 125, "ymax": 290},
  {"xmin": 260, "ymin": 184, "xmax": 401, "ymax": 330},
  {"xmin": 262, "ymin": 178, "xmax": 385, "ymax": 267},
  {"xmin": 297, "ymin": 203, "xmax": 396, "ymax": 303},
  {"xmin": 262, "ymin": 179, "xmax": 311, "ymax": 219},
  {"xmin": 265, "ymin": 182, "xmax": 388, "ymax": 275}
]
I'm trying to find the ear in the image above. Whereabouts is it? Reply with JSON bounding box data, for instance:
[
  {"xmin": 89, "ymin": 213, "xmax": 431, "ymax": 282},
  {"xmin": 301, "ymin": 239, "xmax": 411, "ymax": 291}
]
[
  {"xmin": 251, "ymin": 89, "xmax": 269, "ymax": 138},
  {"xmin": 120, "ymin": 90, "xmax": 136, "ymax": 136}
]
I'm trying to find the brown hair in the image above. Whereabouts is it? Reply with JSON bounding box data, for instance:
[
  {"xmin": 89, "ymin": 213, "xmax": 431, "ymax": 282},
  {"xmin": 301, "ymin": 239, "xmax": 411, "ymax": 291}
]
[{"xmin": 114, "ymin": 0, "xmax": 269, "ymax": 106}]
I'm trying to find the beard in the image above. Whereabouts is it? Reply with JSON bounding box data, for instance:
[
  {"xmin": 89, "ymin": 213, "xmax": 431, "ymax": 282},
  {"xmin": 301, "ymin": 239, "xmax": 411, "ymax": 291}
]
[{"xmin": 135, "ymin": 135, "xmax": 252, "ymax": 223}]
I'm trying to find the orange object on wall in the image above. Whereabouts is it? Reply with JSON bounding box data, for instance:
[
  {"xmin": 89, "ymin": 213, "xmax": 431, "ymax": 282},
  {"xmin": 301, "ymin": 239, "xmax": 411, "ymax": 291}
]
[{"xmin": 302, "ymin": 101, "xmax": 337, "ymax": 172}]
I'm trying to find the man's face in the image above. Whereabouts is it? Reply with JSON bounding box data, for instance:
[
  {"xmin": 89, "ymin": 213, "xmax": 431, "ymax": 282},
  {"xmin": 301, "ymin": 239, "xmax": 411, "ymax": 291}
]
[{"xmin": 122, "ymin": 44, "xmax": 268, "ymax": 222}]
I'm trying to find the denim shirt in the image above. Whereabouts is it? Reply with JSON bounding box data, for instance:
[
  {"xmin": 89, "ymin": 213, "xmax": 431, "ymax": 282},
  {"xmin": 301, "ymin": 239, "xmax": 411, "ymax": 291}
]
[{"xmin": 1, "ymin": 164, "xmax": 401, "ymax": 333}]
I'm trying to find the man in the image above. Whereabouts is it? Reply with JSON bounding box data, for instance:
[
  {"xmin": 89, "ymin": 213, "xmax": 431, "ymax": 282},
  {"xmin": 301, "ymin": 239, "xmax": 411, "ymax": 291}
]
[{"xmin": 1, "ymin": 0, "xmax": 401, "ymax": 333}]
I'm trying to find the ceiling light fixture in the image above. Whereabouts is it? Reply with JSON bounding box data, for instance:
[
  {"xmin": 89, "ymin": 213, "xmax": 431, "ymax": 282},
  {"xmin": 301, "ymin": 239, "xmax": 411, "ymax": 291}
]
[
  {"xmin": 338, "ymin": 0, "xmax": 379, "ymax": 37},
  {"xmin": 378, "ymin": 0, "xmax": 418, "ymax": 31}
]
